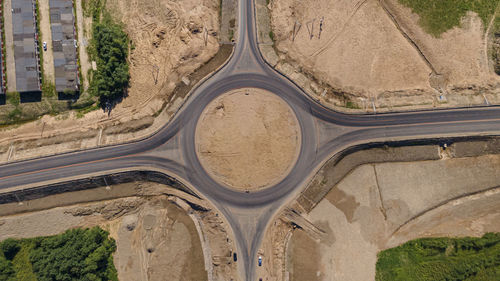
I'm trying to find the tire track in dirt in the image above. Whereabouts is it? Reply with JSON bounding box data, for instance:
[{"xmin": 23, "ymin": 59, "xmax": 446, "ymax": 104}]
[
  {"xmin": 310, "ymin": 0, "xmax": 369, "ymax": 58},
  {"xmin": 483, "ymin": 3, "xmax": 500, "ymax": 73},
  {"xmin": 377, "ymin": 0, "xmax": 437, "ymax": 75}
]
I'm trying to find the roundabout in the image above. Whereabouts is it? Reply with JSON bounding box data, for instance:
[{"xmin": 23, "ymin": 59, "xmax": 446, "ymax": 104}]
[
  {"xmin": 195, "ymin": 88, "xmax": 301, "ymax": 191},
  {"xmin": 0, "ymin": 0, "xmax": 500, "ymax": 280}
]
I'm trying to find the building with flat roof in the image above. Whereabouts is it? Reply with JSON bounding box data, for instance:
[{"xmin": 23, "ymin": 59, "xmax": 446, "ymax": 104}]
[
  {"xmin": 50, "ymin": 0, "xmax": 79, "ymax": 94},
  {"xmin": 12, "ymin": 0, "xmax": 42, "ymax": 94}
]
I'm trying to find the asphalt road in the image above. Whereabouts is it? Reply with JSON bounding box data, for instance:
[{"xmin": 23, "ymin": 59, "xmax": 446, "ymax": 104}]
[{"xmin": 1, "ymin": 0, "xmax": 500, "ymax": 280}]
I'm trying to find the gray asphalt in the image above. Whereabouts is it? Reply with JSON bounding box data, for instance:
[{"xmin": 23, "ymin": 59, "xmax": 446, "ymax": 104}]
[{"xmin": 1, "ymin": 0, "xmax": 500, "ymax": 280}]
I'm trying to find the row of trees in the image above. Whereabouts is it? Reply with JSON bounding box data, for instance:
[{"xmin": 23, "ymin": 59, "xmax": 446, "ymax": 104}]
[
  {"xmin": 84, "ymin": 0, "xmax": 130, "ymax": 109},
  {"xmin": 89, "ymin": 17, "xmax": 130, "ymax": 108}
]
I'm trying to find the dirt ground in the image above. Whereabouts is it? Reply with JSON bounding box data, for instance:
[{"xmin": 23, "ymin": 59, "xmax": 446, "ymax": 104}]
[
  {"xmin": 196, "ymin": 88, "xmax": 300, "ymax": 190},
  {"xmin": 0, "ymin": 0, "xmax": 223, "ymax": 163},
  {"xmin": 39, "ymin": 0, "xmax": 55, "ymax": 83},
  {"xmin": 258, "ymin": 144, "xmax": 500, "ymax": 281},
  {"xmin": 105, "ymin": 0, "xmax": 219, "ymax": 112},
  {"xmin": 268, "ymin": 0, "xmax": 500, "ymax": 111},
  {"xmin": 0, "ymin": 181, "xmax": 241, "ymax": 281},
  {"xmin": 76, "ymin": 0, "xmax": 92, "ymax": 89}
]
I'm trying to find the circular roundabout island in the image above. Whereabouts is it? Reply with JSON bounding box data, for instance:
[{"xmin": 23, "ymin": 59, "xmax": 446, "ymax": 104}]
[{"xmin": 195, "ymin": 88, "xmax": 301, "ymax": 191}]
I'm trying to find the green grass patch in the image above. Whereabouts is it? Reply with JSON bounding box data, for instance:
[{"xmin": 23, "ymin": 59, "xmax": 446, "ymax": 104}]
[
  {"xmin": 0, "ymin": 227, "xmax": 118, "ymax": 281},
  {"xmin": 82, "ymin": 0, "xmax": 106, "ymax": 22},
  {"xmin": 6, "ymin": 92, "xmax": 20, "ymax": 106},
  {"xmin": 75, "ymin": 103, "xmax": 100, "ymax": 118},
  {"xmin": 41, "ymin": 79, "xmax": 57, "ymax": 98},
  {"xmin": 345, "ymin": 101, "xmax": 360, "ymax": 109},
  {"xmin": 398, "ymin": 0, "xmax": 500, "ymax": 36},
  {"xmin": 269, "ymin": 31, "xmax": 275, "ymax": 41},
  {"xmin": 376, "ymin": 232, "xmax": 500, "ymax": 281},
  {"xmin": 494, "ymin": 13, "xmax": 500, "ymax": 31},
  {"xmin": 12, "ymin": 241, "xmax": 36, "ymax": 281},
  {"xmin": 6, "ymin": 107, "xmax": 22, "ymax": 122}
]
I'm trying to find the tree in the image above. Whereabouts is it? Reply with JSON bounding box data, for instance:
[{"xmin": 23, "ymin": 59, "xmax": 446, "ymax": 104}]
[
  {"xmin": 0, "ymin": 238, "xmax": 20, "ymax": 260},
  {"xmin": 30, "ymin": 227, "xmax": 118, "ymax": 281},
  {"xmin": 0, "ymin": 258, "xmax": 16, "ymax": 281},
  {"xmin": 89, "ymin": 18, "xmax": 130, "ymax": 107}
]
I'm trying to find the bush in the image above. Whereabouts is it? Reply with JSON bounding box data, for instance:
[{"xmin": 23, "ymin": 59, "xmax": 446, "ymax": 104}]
[{"xmin": 0, "ymin": 239, "xmax": 21, "ymax": 260}]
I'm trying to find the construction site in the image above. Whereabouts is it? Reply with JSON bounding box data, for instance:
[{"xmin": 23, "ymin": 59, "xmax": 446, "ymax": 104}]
[
  {"xmin": 265, "ymin": 0, "xmax": 500, "ymax": 112},
  {"xmin": 0, "ymin": 0, "xmax": 498, "ymax": 280}
]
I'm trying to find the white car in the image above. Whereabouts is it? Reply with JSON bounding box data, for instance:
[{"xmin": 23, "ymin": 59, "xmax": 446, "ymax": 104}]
[{"xmin": 42, "ymin": 41, "xmax": 47, "ymax": 51}]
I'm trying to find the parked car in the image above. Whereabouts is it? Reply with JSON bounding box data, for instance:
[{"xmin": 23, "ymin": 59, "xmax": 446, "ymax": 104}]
[
  {"xmin": 42, "ymin": 41, "xmax": 47, "ymax": 51},
  {"xmin": 233, "ymin": 253, "xmax": 237, "ymax": 262},
  {"xmin": 258, "ymin": 256, "xmax": 262, "ymax": 266}
]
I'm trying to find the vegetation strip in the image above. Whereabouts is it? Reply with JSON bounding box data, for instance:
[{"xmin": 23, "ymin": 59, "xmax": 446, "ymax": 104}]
[
  {"xmin": 376, "ymin": 232, "xmax": 500, "ymax": 281},
  {"xmin": 398, "ymin": 0, "xmax": 500, "ymax": 36},
  {"xmin": 86, "ymin": 0, "xmax": 129, "ymax": 109}
]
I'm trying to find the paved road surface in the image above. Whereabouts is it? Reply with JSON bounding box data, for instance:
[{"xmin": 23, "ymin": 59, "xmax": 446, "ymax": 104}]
[{"xmin": 1, "ymin": 0, "xmax": 500, "ymax": 280}]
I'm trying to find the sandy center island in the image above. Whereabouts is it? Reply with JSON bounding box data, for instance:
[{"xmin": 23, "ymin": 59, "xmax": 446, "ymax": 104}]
[{"xmin": 196, "ymin": 88, "xmax": 301, "ymax": 191}]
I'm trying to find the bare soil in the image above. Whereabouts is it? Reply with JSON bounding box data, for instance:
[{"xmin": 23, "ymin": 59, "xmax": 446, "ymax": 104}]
[
  {"xmin": 269, "ymin": 0, "xmax": 500, "ymax": 111},
  {"xmin": 0, "ymin": 0, "xmax": 224, "ymax": 164},
  {"xmin": 39, "ymin": 0, "xmax": 55, "ymax": 82},
  {"xmin": 0, "ymin": 181, "xmax": 240, "ymax": 281},
  {"xmin": 76, "ymin": 0, "xmax": 92, "ymax": 89},
  {"xmin": 272, "ymin": 0, "xmax": 431, "ymax": 97},
  {"xmin": 196, "ymin": 88, "xmax": 300, "ymax": 190},
  {"xmin": 286, "ymin": 158, "xmax": 500, "ymax": 281},
  {"xmin": 105, "ymin": 0, "xmax": 220, "ymax": 113},
  {"xmin": 258, "ymin": 141, "xmax": 500, "ymax": 281},
  {"xmin": 0, "ymin": 196, "xmax": 207, "ymax": 281}
]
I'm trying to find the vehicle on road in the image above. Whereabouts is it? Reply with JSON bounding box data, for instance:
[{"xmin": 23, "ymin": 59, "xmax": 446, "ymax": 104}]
[
  {"xmin": 42, "ymin": 41, "xmax": 47, "ymax": 51},
  {"xmin": 258, "ymin": 256, "xmax": 262, "ymax": 266},
  {"xmin": 233, "ymin": 252, "xmax": 237, "ymax": 262}
]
